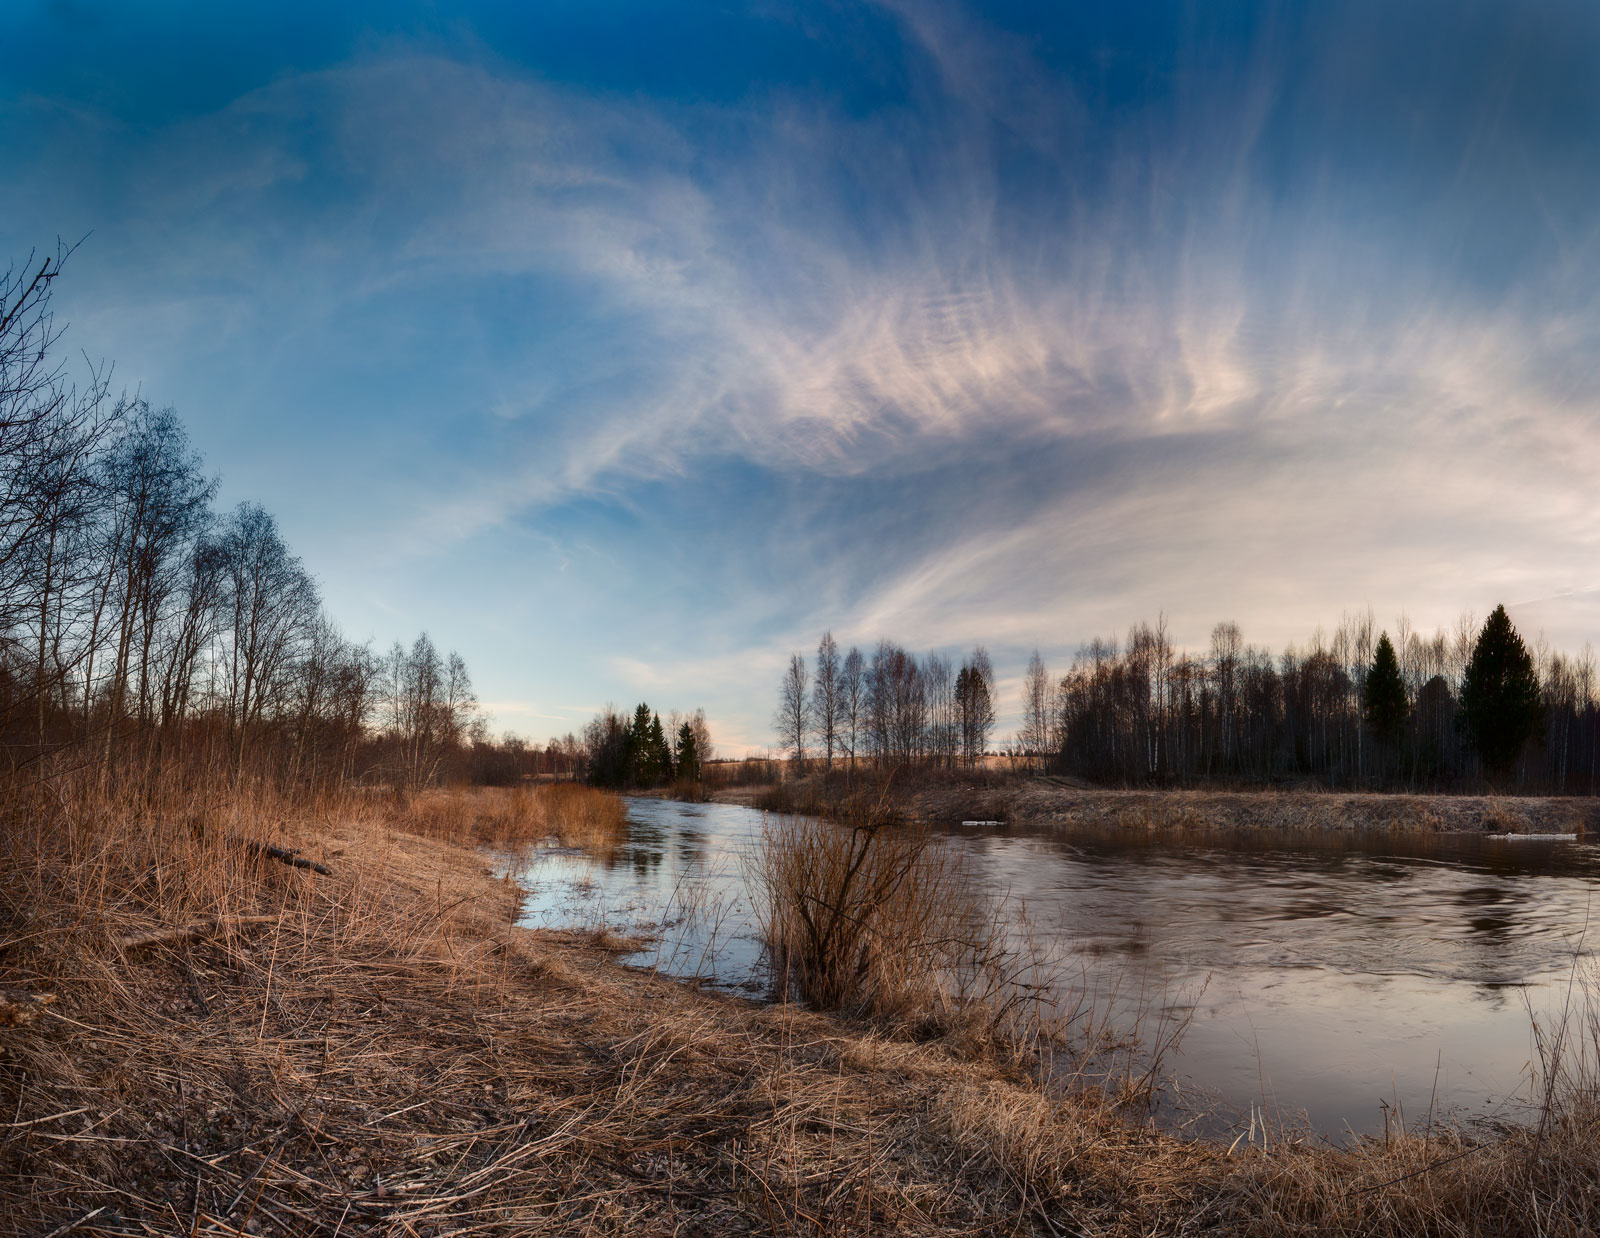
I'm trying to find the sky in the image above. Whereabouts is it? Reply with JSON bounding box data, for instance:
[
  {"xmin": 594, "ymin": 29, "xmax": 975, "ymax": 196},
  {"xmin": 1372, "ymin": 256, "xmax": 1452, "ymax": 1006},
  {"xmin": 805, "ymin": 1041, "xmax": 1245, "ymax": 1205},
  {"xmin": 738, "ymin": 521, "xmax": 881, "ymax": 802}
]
[{"xmin": 3, "ymin": 0, "xmax": 1599, "ymax": 753}]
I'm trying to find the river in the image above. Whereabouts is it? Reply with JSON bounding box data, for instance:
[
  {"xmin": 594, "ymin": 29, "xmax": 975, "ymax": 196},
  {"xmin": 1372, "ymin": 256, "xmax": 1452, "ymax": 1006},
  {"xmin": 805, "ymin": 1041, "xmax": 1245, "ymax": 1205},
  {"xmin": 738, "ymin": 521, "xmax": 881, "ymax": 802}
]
[{"xmin": 508, "ymin": 796, "xmax": 1600, "ymax": 1140}]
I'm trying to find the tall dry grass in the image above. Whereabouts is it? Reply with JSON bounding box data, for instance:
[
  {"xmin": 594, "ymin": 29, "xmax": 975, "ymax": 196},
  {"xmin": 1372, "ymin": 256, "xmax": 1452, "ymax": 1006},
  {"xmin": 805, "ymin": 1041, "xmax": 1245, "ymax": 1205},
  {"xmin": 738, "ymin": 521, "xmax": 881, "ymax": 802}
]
[
  {"xmin": 749, "ymin": 806, "xmax": 1079, "ymax": 1063},
  {"xmin": 392, "ymin": 781, "xmax": 629, "ymax": 852},
  {"xmin": 2, "ymin": 758, "xmax": 343, "ymax": 981}
]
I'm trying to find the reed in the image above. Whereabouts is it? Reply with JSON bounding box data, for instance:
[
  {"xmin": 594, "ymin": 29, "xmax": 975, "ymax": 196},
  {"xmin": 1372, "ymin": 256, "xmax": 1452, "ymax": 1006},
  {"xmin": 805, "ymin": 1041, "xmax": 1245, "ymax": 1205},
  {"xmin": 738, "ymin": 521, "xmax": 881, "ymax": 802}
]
[
  {"xmin": 393, "ymin": 782, "xmax": 629, "ymax": 851},
  {"xmin": 748, "ymin": 804, "xmax": 1081, "ymax": 1066}
]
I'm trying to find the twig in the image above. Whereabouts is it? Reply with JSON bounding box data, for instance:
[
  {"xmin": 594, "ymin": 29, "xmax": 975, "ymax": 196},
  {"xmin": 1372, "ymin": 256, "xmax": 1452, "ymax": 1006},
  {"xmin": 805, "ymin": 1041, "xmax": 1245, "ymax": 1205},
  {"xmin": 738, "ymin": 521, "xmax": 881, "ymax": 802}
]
[{"xmin": 38, "ymin": 1206, "xmax": 107, "ymax": 1238}]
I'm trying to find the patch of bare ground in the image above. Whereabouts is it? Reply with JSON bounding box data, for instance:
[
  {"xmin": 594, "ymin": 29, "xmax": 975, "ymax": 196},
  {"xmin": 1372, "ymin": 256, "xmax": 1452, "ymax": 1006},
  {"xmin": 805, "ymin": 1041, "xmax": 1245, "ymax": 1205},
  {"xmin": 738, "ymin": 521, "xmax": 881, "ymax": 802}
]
[{"xmin": 7, "ymin": 782, "xmax": 1600, "ymax": 1235}]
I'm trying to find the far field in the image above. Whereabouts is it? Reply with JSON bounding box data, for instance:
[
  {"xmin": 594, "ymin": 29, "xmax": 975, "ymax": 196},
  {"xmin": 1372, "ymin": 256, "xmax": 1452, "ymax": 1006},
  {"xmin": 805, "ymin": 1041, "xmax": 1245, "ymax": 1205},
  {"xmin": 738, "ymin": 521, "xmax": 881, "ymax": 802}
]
[{"xmin": 726, "ymin": 768, "xmax": 1600, "ymax": 835}]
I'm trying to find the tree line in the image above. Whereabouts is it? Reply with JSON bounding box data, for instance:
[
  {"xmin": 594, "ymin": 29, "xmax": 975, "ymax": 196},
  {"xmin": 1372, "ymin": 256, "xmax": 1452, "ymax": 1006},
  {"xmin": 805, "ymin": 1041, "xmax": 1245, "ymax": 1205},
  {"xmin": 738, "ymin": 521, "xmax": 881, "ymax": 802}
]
[
  {"xmin": 1038, "ymin": 606, "xmax": 1591, "ymax": 792},
  {"xmin": 0, "ymin": 245, "xmax": 582, "ymax": 792},
  {"xmin": 773, "ymin": 631, "xmax": 997, "ymax": 770},
  {"xmin": 777, "ymin": 606, "xmax": 1595, "ymax": 794},
  {"xmin": 583, "ymin": 704, "xmax": 712, "ymax": 790}
]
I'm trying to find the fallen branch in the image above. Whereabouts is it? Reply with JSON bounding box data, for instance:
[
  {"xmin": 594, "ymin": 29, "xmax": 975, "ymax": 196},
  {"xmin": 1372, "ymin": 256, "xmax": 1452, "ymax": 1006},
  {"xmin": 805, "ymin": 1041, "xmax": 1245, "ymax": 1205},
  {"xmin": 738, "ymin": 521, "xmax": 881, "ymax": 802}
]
[
  {"xmin": 39, "ymin": 1206, "xmax": 107, "ymax": 1238},
  {"xmin": 241, "ymin": 840, "xmax": 332, "ymax": 875}
]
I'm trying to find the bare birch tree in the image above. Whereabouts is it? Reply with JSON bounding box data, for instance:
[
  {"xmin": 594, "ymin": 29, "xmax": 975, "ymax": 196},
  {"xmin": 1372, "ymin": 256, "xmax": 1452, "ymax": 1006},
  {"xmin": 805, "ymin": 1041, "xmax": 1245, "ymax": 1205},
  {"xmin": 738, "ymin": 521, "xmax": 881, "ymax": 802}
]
[
  {"xmin": 811, "ymin": 631, "xmax": 841, "ymax": 769},
  {"xmin": 841, "ymin": 645, "xmax": 864, "ymax": 772},
  {"xmin": 775, "ymin": 653, "xmax": 809, "ymax": 770},
  {"xmin": 1021, "ymin": 650, "xmax": 1050, "ymax": 769}
]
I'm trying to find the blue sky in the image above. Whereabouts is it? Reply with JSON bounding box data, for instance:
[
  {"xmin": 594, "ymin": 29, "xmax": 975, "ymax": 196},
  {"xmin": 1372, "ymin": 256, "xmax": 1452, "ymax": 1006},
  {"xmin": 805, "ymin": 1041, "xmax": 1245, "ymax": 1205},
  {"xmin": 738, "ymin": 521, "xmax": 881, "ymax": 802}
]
[{"xmin": 4, "ymin": 0, "xmax": 1598, "ymax": 752}]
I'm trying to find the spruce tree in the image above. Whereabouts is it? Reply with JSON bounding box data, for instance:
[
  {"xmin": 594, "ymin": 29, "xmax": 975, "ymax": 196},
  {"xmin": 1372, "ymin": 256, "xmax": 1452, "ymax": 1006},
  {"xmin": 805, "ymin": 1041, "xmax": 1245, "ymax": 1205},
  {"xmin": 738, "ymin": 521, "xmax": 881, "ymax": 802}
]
[
  {"xmin": 649, "ymin": 713, "xmax": 673, "ymax": 784},
  {"xmin": 1362, "ymin": 632, "xmax": 1408, "ymax": 752},
  {"xmin": 675, "ymin": 721, "xmax": 700, "ymax": 783},
  {"xmin": 1459, "ymin": 605, "xmax": 1543, "ymax": 780},
  {"xmin": 629, "ymin": 703, "xmax": 653, "ymax": 786}
]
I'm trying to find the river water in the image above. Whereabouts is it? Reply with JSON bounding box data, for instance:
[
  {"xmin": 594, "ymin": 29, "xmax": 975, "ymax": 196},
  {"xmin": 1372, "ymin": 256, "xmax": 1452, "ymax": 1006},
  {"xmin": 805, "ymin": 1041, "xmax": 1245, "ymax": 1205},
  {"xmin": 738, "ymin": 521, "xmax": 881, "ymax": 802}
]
[{"xmin": 508, "ymin": 796, "xmax": 1600, "ymax": 1140}]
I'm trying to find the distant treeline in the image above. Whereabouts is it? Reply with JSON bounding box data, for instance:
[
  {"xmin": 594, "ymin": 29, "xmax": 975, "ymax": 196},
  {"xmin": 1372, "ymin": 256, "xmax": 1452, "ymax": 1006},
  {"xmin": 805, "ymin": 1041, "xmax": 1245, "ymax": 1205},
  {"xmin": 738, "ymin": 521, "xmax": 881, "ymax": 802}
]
[
  {"xmin": 584, "ymin": 704, "xmax": 713, "ymax": 790},
  {"xmin": 1038, "ymin": 608, "xmax": 1593, "ymax": 793},
  {"xmin": 772, "ymin": 633, "xmax": 997, "ymax": 770},
  {"xmin": 779, "ymin": 607, "xmax": 1598, "ymax": 794}
]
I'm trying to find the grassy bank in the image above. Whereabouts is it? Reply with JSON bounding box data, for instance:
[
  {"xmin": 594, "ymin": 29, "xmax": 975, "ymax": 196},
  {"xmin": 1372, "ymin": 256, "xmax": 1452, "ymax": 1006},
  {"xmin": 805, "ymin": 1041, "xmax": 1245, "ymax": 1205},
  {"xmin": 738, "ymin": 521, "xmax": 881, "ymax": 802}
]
[
  {"xmin": 7, "ymin": 781, "xmax": 1600, "ymax": 1234},
  {"xmin": 748, "ymin": 770, "xmax": 1600, "ymax": 835}
]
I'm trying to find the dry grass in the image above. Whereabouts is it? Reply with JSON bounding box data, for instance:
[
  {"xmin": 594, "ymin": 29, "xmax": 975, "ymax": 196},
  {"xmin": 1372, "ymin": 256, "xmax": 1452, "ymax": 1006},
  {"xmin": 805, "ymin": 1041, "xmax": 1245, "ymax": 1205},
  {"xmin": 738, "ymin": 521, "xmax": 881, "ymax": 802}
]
[
  {"xmin": 889, "ymin": 774, "xmax": 1600, "ymax": 836},
  {"xmin": 7, "ymin": 767, "xmax": 1600, "ymax": 1234},
  {"xmin": 393, "ymin": 782, "xmax": 629, "ymax": 852},
  {"xmin": 749, "ymin": 807, "xmax": 1072, "ymax": 1065},
  {"xmin": 752, "ymin": 810, "xmax": 969, "ymax": 1014}
]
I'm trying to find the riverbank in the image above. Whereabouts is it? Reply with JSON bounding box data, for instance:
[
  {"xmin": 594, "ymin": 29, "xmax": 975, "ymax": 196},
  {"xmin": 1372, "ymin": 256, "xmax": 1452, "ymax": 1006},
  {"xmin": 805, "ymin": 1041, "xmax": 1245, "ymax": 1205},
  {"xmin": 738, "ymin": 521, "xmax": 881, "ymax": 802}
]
[
  {"xmin": 7, "ymin": 790, "xmax": 1600, "ymax": 1234},
  {"xmin": 734, "ymin": 773, "xmax": 1600, "ymax": 835}
]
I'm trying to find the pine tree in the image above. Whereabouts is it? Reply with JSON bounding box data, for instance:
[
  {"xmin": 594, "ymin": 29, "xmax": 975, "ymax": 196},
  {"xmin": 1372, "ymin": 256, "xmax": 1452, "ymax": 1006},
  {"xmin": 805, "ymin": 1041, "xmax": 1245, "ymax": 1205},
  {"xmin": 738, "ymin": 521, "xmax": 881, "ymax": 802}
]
[
  {"xmin": 675, "ymin": 721, "xmax": 700, "ymax": 783},
  {"xmin": 1362, "ymin": 632, "xmax": 1408, "ymax": 754},
  {"xmin": 1459, "ymin": 604, "xmax": 1543, "ymax": 780}
]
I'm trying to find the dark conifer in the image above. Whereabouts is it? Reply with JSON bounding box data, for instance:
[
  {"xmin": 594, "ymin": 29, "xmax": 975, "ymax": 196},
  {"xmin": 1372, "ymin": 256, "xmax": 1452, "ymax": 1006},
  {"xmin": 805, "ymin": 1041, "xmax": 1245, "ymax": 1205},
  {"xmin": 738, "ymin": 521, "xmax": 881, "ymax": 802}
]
[
  {"xmin": 628, "ymin": 703, "xmax": 653, "ymax": 786},
  {"xmin": 1362, "ymin": 632, "xmax": 1408, "ymax": 751},
  {"xmin": 1459, "ymin": 605, "xmax": 1543, "ymax": 779},
  {"xmin": 649, "ymin": 712, "xmax": 673, "ymax": 784},
  {"xmin": 675, "ymin": 722, "xmax": 700, "ymax": 783}
]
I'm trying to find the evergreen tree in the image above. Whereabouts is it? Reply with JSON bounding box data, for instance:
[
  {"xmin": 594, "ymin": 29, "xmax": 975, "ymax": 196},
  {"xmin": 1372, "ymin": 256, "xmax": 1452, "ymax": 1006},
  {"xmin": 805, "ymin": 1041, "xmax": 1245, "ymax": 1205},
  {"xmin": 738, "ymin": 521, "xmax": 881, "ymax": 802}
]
[
  {"xmin": 675, "ymin": 721, "xmax": 700, "ymax": 783},
  {"xmin": 1362, "ymin": 632, "xmax": 1408, "ymax": 753},
  {"xmin": 648, "ymin": 712, "xmax": 673, "ymax": 784},
  {"xmin": 1459, "ymin": 605, "xmax": 1543, "ymax": 779},
  {"xmin": 628, "ymin": 702, "xmax": 653, "ymax": 786}
]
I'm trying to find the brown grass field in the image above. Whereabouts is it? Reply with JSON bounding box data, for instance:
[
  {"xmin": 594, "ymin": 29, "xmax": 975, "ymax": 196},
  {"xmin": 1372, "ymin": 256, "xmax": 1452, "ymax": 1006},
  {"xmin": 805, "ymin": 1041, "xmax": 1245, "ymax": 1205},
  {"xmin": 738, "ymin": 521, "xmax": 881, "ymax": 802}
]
[
  {"xmin": 747, "ymin": 768, "xmax": 1600, "ymax": 836},
  {"xmin": 6, "ymin": 774, "xmax": 1600, "ymax": 1235}
]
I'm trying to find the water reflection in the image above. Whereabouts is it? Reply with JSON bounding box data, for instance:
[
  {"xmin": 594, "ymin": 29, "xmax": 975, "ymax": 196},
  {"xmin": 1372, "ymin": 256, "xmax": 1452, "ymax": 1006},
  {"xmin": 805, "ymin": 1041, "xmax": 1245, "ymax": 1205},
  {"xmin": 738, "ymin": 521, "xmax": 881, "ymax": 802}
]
[{"xmin": 505, "ymin": 798, "xmax": 1600, "ymax": 1138}]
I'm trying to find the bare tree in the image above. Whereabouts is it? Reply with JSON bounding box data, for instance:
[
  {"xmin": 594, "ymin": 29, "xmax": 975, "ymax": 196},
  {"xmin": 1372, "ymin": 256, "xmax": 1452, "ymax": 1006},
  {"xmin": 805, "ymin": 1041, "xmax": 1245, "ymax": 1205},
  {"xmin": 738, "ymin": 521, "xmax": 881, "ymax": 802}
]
[
  {"xmin": 1021, "ymin": 650, "xmax": 1050, "ymax": 769},
  {"xmin": 383, "ymin": 633, "xmax": 479, "ymax": 789},
  {"xmin": 841, "ymin": 645, "xmax": 864, "ymax": 772},
  {"xmin": 0, "ymin": 244, "xmax": 119, "ymax": 746},
  {"xmin": 689, "ymin": 706, "xmax": 714, "ymax": 765},
  {"xmin": 867, "ymin": 641, "xmax": 925, "ymax": 767},
  {"xmin": 216, "ymin": 501, "xmax": 318, "ymax": 773},
  {"xmin": 956, "ymin": 646, "xmax": 996, "ymax": 766},
  {"xmin": 811, "ymin": 631, "xmax": 841, "ymax": 769},
  {"xmin": 924, "ymin": 653, "xmax": 955, "ymax": 766},
  {"xmin": 775, "ymin": 653, "xmax": 809, "ymax": 770},
  {"xmin": 97, "ymin": 404, "xmax": 217, "ymax": 783}
]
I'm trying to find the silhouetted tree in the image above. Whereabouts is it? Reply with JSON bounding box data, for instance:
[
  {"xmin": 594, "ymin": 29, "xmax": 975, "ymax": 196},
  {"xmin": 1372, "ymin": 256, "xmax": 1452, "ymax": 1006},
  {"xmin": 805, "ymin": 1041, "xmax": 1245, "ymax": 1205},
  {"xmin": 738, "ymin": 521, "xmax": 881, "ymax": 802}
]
[
  {"xmin": 628, "ymin": 702, "xmax": 653, "ymax": 785},
  {"xmin": 1363, "ymin": 632, "xmax": 1408, "ymax": 760},
  {"xmin": 648, "ymin": 711, "xmax": 673, "ymax": 782},
  {"xmin": 1460, "ymin": 605, "xmax": 1543, "ymax": 781},
  {"xmin": 956, "ymin": 647, "xmax": 996, "ymax": 766},
  {"xmin": 675, "ymin": 720, "xmax": 700, "ymax": 783},
  {"xmin": 584, "ymin": 706, "xmax": 631, "ymax": 788}
]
